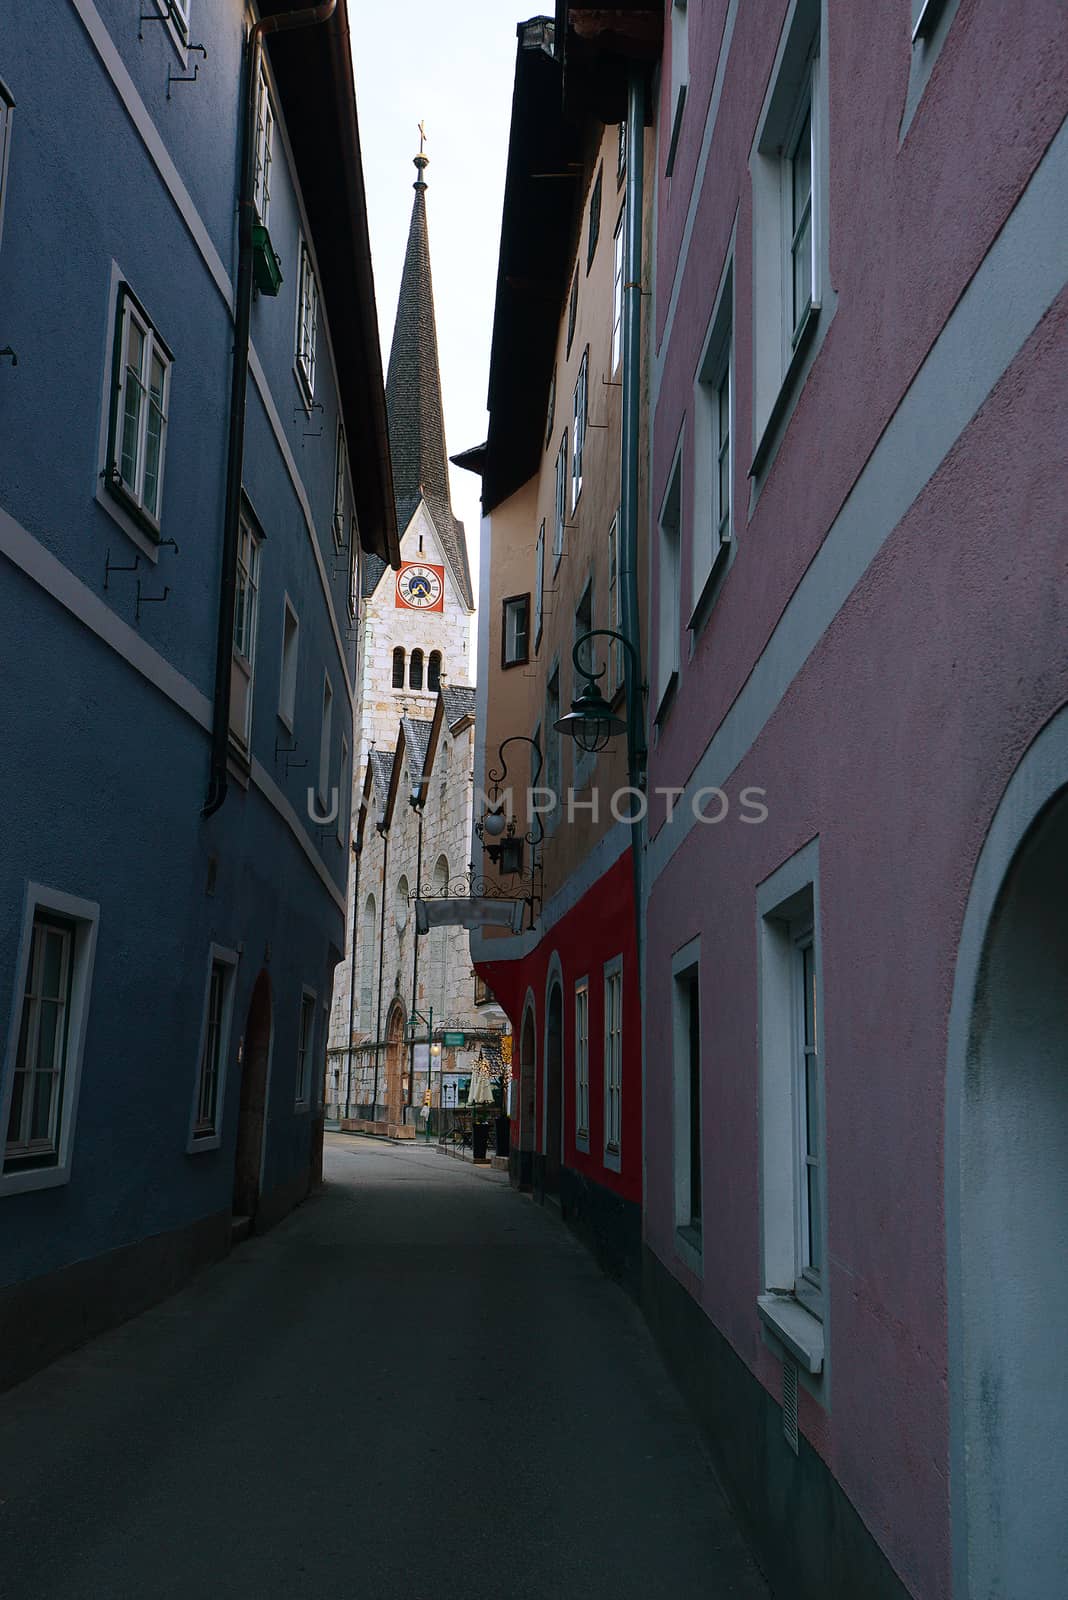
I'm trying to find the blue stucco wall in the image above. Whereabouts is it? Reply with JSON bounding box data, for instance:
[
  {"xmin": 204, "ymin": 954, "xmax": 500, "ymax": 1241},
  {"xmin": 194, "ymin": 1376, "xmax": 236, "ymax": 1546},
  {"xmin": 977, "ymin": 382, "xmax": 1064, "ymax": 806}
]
[{"xmin": 0, "ymin": 0, "xmax": 361, "ymax": 1298}]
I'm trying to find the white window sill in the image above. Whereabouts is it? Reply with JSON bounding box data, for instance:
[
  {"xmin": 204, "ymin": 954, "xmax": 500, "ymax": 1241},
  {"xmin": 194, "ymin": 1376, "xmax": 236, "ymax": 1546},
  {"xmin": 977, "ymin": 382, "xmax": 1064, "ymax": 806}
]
[
  {"xmin": 653, "ymin": 668, "xmax": 678, "ymax": 728},
  {"xmin": 187, "ymin": 1131, "xmax": 222, "ymax": 1154},
  {"xmin": 749, "ymin": 301, "xmax": 821, "ymax": 481},
  {"xmin": 95, "ymin": 482, "xmax": 161, "ymax": 565},
  {"xmin": 757, "ymin": 1292, "xmax": 824, "ymax": 1374},
  {"xmin": 576, "ymin": 1130, "xmax": 589, "ymax": 1155},
  {"xmin": 0, "ymin": 1161, "xmax": 70, "ymax": 1197},
  {"xmin": 674, "ymin": 1223, "xmax": 703, "ymax": 1276},
  {"xmin": 603, "ymin": 1141, "xmax": 621, "ymax": 1174}
]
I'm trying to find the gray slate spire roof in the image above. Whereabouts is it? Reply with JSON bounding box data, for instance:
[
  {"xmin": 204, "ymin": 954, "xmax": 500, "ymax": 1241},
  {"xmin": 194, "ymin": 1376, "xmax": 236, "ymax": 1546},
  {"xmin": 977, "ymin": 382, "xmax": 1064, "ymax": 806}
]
[{"xmin": 363, "ymin": 153, "xmax": 474, "ymax": 609}]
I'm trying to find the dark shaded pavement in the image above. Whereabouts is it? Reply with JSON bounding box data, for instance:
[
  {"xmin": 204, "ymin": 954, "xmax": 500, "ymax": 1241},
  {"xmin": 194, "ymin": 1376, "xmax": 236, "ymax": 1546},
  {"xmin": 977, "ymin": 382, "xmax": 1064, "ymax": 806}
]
[{"xmin": 0, "ymin": 1137, "xmax": 771, "ymax": 1599}]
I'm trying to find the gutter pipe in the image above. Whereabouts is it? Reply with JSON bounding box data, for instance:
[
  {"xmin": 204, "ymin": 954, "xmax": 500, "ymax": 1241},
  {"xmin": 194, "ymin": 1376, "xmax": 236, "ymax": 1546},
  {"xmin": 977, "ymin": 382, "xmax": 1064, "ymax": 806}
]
[{"xmin": 204, "ymin": 1, "xmax": 338, "ymax": 817}]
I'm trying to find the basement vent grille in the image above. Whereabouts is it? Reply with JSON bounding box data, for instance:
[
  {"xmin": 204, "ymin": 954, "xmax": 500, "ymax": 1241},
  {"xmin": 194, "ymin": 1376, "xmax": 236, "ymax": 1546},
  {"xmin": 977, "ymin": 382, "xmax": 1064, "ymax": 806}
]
[{"xmin": 782, "ymin": 1356, "xmax": 799, "ymax": 1454}]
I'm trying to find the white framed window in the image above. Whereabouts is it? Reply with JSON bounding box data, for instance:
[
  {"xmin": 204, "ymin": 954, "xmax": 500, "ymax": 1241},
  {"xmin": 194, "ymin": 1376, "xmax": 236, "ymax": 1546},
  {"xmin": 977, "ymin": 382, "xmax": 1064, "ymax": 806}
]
[
  {"xmin": 105, "ymin": 285, "xmax": 172, "ymax": 533},
  {"xmin": 318, "ymin": 671, "xmax": 333, "ymax": 805},
  {"xmin": 750, "ymin": 0, "xmax": 828, "ymax": 469},
  {"xmin": 0, "ymin": 79, "xmax": 14, "ymax": 259},
  {"xmin": 278, "ymin": 595, "xmax": 299, "ymax": 732},
  {"xmin": 230, "ymin": 512, "xmax": 260, "ymax": 748},
  {"xmin": 337, "ymin": 737, "xmax": 349, "ymax": 844},
  {"xmin": 575, "ymin": 977, "xmax": 590, "ymax": 1152},
  {"xmin": 168, "ymin": 0, "xmax": 191, "ymax": 34},
  {"xmin": 607, "ymin": 513, "xmax": 623, "ymax": 694},
  {"xmin": 573, "ymin": 580, "xmax": 596, "ymax": 788},
  {"xmin": 295, "ymin": 987, "xmax": 316, "ymax": 1108},
  {"xmin": 553, "ymin": 432, "xmax": 568, "ymax": 567},
  {"xmin": 903, "ymin": 0, "xmax": 960, "ymax": 134},
  {"xmin": 692, "ymin": 256, "xmax": 734, "ymax": 611},
  {"xmin": 756, "ymin": 838, "xmax": 826, "ymax": 1378},
  {"xmin": 534, "ymin": 520, "xmax": 545, "ymax": 650},
  {"xmin": 332, "ymin": 420, "xmax": 346, "ymax": 549},
  {"xmin": 571, "ymin": 349, "xmax": 588, "ymax": 513},
  {"xmin": 295, "ymin": 241, "xmax": 318, "ymax": 401},
  {"xmin": 1, "ymin": 888, "xmax": 99, "ymax": 1195},
  {"xmin": 603, "ymin": 955, "xmax": 623, "ymax": 1171},
  {"xmin": 672, "ymin": 938, "xmax": 702, "ymax": 1267},
  {"xmin": 665, "ymin": 0, "xmax": 689, "ymax": 177},
  {"xmin": 656, "ymin": 447, "xmax": 682, "ymax": 718},
  {"xmin": 348, "ymin": 512, "xmax": 359, "ymax": 621},
  {"xmin": 252, "ymin": 60, "xmax": 274, "ymax": 226},
  {"xmin": 611, "ymin": 208, "xmax": 625, "ymax": 372},
  {"xmin": 188, "ymin": 945, "xmax": 238, "ymax": 1151},
  {"xmin": 502, "ymin": 593, "xmax": 530, "ymax": 669}
]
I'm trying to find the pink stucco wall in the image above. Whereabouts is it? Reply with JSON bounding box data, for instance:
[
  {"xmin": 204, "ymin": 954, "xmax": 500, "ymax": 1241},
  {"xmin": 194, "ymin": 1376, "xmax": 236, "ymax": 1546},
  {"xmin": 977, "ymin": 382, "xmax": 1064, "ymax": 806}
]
[{"xmin": 645, "ymin": 2, "xmax": 1068, "ymax": 1596}]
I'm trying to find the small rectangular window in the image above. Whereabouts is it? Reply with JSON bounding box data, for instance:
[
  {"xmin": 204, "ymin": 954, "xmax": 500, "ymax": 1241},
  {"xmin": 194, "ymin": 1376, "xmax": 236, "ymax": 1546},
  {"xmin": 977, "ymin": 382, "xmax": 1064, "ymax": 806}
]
[
  {"xmin": 612, "ymin": 209, "xmax": 625, "ymax": 372},
  {"xmin": 586, "ymin": 165, "xmax": 602, "ymax": 272},
  {"xmin": 571, "ymin": 349, "xmax": 588, "ymax": 513},
  {"xmin": 0, "ymin": 80, "xmax": 14, "ymax": 259},
  {"xmin": 1, "ymin": 889, "xmax": 99, "ymax": 1192},
  {"xmin": 190, "ymin": 947, "xmax": 237, "ymax": 1149},
  {"xmin": 348, "ymin": 513, "xmax": 359, "ymax": 621},
  {"xmin": 296, "ymin": 990, "xmax": 316, "ymax": 1106},
  {"xmin": 545, "ymin": 367, "xmax": 556, "ymax": 450},
  {"xmin": 501, "ymin": 594, "xmax": 530, "ymax": 669},
  {"xmin": 318, "ymin": 673, "xmax": 333, "ymax": 804},
  {"xmin": 105, "ymin": 285, "xmax": 173, "ymax": 534},
  {"xmin": 252, "ymin": 62, "xmax": 274, "ymax": 226},
  {"xmin": 672, "ymin": 943, "xmax": 702, "ymax": 1248},
  {"xmin": 603, "ymin": 957, "xmax": 623, "ymax": 1168},
  {"xmin": 566, "ymin": 271, "xmax": 578, "ymax": 358},
  {"xmin": 5, "ymin": 914, "xmax": 74, "ymax": 1166},
  {"xmin": 616, "ymin": 120, "xmax": 627, "ymax": 182},
  {"xmin": 757, "ymin": 843, "xmax": 826, "ymax": 1375},
  {"xmin": 296, "ymin": 242, "xmax": 318, "ymax": 401},
  {"xmin": 554, "ymin": 433, "xmax": 568, "ymax": 565},
  {"xmin": 279, "ymin": 597, "xmax": 299, "ymax": 731},
  {"xmin": 230, "ymin": 513, "xmax": 261, "ymax": 748},
  {"xmin": 665, "ymin": 0, "xmax": 689, "ymax": 177},
  {"xmin": 694, "ymin": 258, "xmax": 734, "ymax": 605},
  {"xmin": 332, "ymin": 421, "xmax": 346, "ymax": 549},
  {"xmin": 534, "ymin": 522, "xmax": 545, "ymax": 650},
  {"xmin": 575, "ymin": 978, "xmax": 590, "ymax": 1150},
  {"xmin": 545, "ymin": 668, "xmax": 561, "ymax": 812},
  {"xmin": 656, "ymin": 453, "xmax": 682, "ymax": 716},
  {"xmin": 574, "ymin": 579, "xmax": 593, "ymax": 678}
]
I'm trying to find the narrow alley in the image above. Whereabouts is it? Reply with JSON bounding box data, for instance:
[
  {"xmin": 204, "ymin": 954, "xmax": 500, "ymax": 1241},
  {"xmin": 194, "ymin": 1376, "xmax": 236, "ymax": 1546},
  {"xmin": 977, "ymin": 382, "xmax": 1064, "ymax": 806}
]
[{"xmin": 0, "ymin": 1139, "xmax": 770, "ymax": 1600}]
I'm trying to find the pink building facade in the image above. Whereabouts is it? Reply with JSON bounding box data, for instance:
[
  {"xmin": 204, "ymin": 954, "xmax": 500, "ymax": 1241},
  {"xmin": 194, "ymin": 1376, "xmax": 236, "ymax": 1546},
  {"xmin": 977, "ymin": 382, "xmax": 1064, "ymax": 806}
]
[{"xmin": 642, "ymin": 4, "xmax": 1068, "ymax": 1598}]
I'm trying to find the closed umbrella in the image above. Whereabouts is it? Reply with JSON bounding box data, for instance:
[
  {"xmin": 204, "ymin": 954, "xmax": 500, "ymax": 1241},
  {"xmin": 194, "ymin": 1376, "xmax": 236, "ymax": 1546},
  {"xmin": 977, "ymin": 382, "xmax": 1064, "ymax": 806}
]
[{"xmin": 468, "ymin": 1055, "xmax": 494, "ymax": 1104}]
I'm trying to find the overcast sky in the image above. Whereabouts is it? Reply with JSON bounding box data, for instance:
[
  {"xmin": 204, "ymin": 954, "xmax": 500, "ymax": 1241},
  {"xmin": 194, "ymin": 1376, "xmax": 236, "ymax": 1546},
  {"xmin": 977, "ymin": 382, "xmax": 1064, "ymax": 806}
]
[{"xmin": 351, "ymin": 3, "xmax": 528, "ymax": 594}]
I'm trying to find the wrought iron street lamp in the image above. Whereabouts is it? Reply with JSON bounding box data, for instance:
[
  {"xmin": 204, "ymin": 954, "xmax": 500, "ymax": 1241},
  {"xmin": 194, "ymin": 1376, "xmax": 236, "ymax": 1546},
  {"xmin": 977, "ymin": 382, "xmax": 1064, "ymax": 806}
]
[{"xmin": 554, "ymin": 628, "xmax": 638, "ymax": 756}]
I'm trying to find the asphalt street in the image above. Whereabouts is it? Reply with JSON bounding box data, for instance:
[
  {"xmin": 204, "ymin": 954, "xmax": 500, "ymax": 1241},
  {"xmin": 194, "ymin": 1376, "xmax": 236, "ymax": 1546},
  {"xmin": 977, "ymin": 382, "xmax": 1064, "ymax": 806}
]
[{"xmin": 0, "ymin": 1137, "xmax": 771, "ymax": 1599}]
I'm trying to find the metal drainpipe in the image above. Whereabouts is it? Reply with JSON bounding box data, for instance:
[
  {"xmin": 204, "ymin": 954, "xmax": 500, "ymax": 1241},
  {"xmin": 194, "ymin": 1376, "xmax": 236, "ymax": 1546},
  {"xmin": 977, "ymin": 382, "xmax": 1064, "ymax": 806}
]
[
  {"xmin": 408, "ymin": 801, "xmax": 424, "ymax": 1111},
  {"xmin": 372, "ymin": 827, "xmax": 388, "ymax": 1115},
  {"xmin": 620, "ymin": 67, "xmax": 647, "ymax": 954},
  {"xmin": 343, "ymin": 839, "xmax": 361, "ymax": 1119},
  {"xmin": 203, "ymin": 1, "xmax": 338, "ymax": 817}
]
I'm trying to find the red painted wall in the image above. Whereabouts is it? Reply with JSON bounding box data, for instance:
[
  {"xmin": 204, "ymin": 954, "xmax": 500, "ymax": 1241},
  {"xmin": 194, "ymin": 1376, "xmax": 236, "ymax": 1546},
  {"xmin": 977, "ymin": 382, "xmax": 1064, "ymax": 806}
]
[{"xmin": 476, "ymin": 847, "xmax": 642, "ymax": 1206}]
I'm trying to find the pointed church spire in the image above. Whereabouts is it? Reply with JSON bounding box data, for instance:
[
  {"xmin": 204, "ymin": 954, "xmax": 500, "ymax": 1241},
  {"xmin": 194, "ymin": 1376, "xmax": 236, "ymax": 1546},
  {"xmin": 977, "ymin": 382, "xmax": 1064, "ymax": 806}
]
[{"xmin": 382, "ymin": 127, "xmax": 474, "ymax": 610}]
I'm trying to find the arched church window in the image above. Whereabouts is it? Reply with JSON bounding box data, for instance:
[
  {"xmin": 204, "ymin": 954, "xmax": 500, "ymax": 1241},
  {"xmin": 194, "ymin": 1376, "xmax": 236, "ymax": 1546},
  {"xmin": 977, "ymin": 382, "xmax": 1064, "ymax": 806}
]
[
  {"xmin": 392, "ymin": 647, "xmax": 405, "ymax": 688},
  {"xmin": 428, "ymin": 651, "xmax": 442, "ymax": 692},
  {"xmin": 409, "ymin": 649, "xmax": 424, "ymax": 690}
]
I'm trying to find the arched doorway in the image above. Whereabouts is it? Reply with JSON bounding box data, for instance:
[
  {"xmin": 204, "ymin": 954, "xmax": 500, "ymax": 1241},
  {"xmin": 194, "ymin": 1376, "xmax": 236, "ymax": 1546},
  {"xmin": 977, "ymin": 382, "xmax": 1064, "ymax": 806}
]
[
  {"xmin": 543, "ymin": 981, "xmax": 563, "ymax": 1200},
  {"xmin": 233, "ymin": 970, "xmax": 272, "ymax": 1222},
  {"xmin": 385, "ymin": 1001, "xmax": 406, "ymax": 1125},
  {"xmin": 948, "ymin": 729, "xmax": 1068, "ymax": 1598},
  {"xmin": 515, "ymin": 1003, "xmax": 536, "ymax": 1190}
]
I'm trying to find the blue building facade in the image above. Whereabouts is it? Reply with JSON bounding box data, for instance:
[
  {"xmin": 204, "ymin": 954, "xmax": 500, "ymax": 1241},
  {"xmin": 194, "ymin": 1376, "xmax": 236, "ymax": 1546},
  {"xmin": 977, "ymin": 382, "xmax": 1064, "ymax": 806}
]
[{"xmin": 0, "ymin": 0, "xmax": 397, "ymax": 1390}]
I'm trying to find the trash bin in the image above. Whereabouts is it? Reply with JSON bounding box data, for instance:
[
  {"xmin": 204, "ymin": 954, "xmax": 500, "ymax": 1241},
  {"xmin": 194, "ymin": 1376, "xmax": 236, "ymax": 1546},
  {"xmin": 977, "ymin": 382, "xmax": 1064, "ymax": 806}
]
[{"xmin": 472, "ymin": 1121, "xmax": 490, "ymax": 1163}]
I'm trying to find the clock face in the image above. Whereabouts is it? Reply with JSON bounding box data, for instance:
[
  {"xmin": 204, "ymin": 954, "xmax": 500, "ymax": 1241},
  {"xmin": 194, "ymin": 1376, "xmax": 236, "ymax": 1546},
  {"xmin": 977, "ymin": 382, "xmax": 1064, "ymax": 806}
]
[{"xmin": 396, "ymin": 563, "xmax": 444, "ymax": 612}]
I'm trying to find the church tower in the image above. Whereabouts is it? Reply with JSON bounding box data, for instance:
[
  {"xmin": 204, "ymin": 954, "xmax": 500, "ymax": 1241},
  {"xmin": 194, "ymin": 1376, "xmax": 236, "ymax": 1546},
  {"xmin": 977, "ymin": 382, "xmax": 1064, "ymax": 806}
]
[{"xmin": 354, "ymin": 139, "xmax": 475, "ymax": 778}]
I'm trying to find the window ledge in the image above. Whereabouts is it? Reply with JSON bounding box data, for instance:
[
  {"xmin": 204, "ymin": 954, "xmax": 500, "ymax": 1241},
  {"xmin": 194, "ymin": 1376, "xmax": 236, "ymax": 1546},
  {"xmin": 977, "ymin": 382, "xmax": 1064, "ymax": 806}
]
[
  {"xmin": 675, "ymin": 1223, "xmax": 703, "ymax": 1275},
  {"xmin": 749, "ymin": 302, "xmax": 820, "ymax": 481},
  {"xmin": 688, "ymin": 541, "xmax": 731, "ymax": 634},
  {"xmin": 757, "ymin": 1292, "xmax": 824, "ymax": 1374},
  {"xmin": 654, "ymin": 669, "xmax": 678, "ymax": 728}
]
